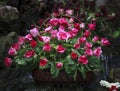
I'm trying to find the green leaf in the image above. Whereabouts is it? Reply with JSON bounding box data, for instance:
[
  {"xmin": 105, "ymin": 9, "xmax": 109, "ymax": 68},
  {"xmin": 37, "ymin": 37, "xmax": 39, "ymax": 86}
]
[
  {"xmin": 87, "ymin": 13, "xmax": 95, "ymax": 20},
  {"xmin": 24, "ymin": 58, "xmax": 33, "ymax": 62},
  {"xmin": 78, "ymin": 66, "xmax": 86, "ymax": 79},
  {"xmin": 85, "ymin": 65, "xmax": 91, "ymax": 71},
  {"xmin": 113, "ymin": 31, "xmax": 120, "ymax": 38},
  {"xmin": 73, "ymin": 70, "xmax": 77, "ymax": 80},
  {"xmin": 88, "ymin": 57, "xmax": 101, "ymax": 69},
  {"xmin": 50, "ymin": 63, "xmax": 56, "ymax": 75},
  {"xmin": 64, "ymin": 63, "xmax": 77, "ymax": 80},
  {"xmin": 71, "ymin": 38, "xmax": 77, "ymax": 44},
  {"xmin": 17, "ymin": 60, "xmax": 26, "ymax": 65},
  {"xmin": 50, "ymin": 63, "xmax": 60, "ymax": 78},
  {"xmin": 72, "ymin": 49, "xmax": 81, "ymax": 56},
  {"xmin": 66, "ymin": 55, "xmax": 74, "ymax": 65},
  {"xmin": 54, "ymin": 69, "xmax": 60, "ymax": 78}
]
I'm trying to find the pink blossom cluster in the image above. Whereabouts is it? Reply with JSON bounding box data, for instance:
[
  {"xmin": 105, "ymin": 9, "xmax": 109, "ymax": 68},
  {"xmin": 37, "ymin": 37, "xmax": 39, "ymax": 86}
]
[{"xmin": 4, "ymin": 9, "xmax": 110, "ymax": 71}]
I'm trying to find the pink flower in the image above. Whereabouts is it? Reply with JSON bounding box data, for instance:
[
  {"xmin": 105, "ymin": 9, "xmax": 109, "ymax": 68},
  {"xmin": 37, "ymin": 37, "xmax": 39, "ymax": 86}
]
[
  {"xmin": 58, "ymin": 8, "xmax": 64, "ymax": 14},
  {"xmin": 84, "ymin": 30, "xmax": 91, "ymax": 37},
  {"xmin": 42, "ymin": 36, "xmax": 51, "ymax": 44},
  {"xmin": 78, "ymin": 37, "xmax": 86, "ymax": 44},
  {"xmin": 101, "ymin": 38, "xmax": 110, "ymax": 46},
  {"xmin": 73, "ymin": 43, "xmax": 80, "ymax": 49},
  {"xmin": 43, "ymin": 44, "xmax": 52, "ymax": 52},
  {"xmin": 68, "ymin": 31, "xmax": 74, "ymax": 39},
  {"xmin": 12, "ymin": 43, "xmax": 20, "ymax": 50},
  {"xmin": 85, "ymin": 42, "xmax": 92, "ymax": 48},
  {"xmin": 30, "ymin": 28, "xmax": 39, "ymax": 37},
  {"xmin": 85, "ymin": 49, "xmax": 93, "ymax": 56},
  {"xmin": 71, "ymin": 28, "xmax": 79, "ymax": 37},
  {"xmin": 80, "ymin": 23, "xmax": 85, "ymax": 29},
  {"xmin": 8, "ymin": 47, "xmax": 17, "ymax": 56},
  {"xmin": 58, "ymin": 18, "xmax": 68, "ymax": 27},
  {"xmin": 52, "ymin": 11, "xmax": 59, "ymax": 17},
  {"xmin": 25, "ymin": 34, "xmax": 33, "ymax": 41},
  {"xmin": 56, "ymin": 62, "xmax": 63, "ymax": 69},
  {"xmin": 66, "ymin": 9, "xmax": 73, "ymax": 15},
  {"xmin": 56, "ymin": 45, "xmax": 65, "ymax": 53},
  {"xmin": 88, "ymin": 23, "xmax": 96, "ymax": 31},
  {"xmin": 4, "ymin": 57, "xmax": 12, "ymax": 67},
  {"xmin": 24, "ymin": 50, "xmax": 35, "ymax": 58},
  {"xmin": 92, "ymin": 36, "xmax": 99, "ymax": 42},
  {"xmin": 17, "ymin": 36, "xmax": 25, "ymax": 45},
  {"xmin": 70, "ymin": 52, "xmax": 78, "ymax": 60},
  {"xmin": 50, "ymin": 30, "xmax": 58, "ymax": 38},
  {"xmin": 49, "ymin": 18, "xmax": 58, "ymax": 26},
  {"xmin": 78, "ymin": 55, "xmax": 88, "ymax": 65},
  {"xmin": 69, "ymin": 18, "xmax": 74, "ymax": 23},
  {"xmin": 45, "ymin": 26, "xmax": 52, "ymax": 32},
  {"xmin": 93, "ymin": 47, "xmax": 102, "ymax": 58},
  {"xmin": 57, "ymin": 30, "xmax": 70, "ymax": 40},
  {"xmin": 39, "ymin": 58, "xmax": 48, "ymax": 67},
  {"xmin": 59, "ymin": 25, "xmax": 65, "ymax": 31},
  {"xmin": 30, "ymin": 40, "xmax": 37, "ymax": 48}
]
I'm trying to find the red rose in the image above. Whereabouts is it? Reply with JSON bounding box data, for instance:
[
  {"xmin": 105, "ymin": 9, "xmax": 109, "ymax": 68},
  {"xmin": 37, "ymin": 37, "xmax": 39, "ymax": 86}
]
[
  {"xmin": 56, "ymin": 45, "xmax": 65, "ymax": 53},
  {"xmin": 84, "ymin": 30, "xmax": 91, "ymax": 37},
  {"xmin": 12, "ymin": 43, "xmax": 20, "ymax": 50},
  {"xmin": 39, "ymin": 58, "xmax": 48, "ymax": 67},
  {"xmin": 73, "ymin": 43, "xmax": 80, "ymax": 49},
  {"xmin": 38, "ymin": 19, "xmax": 44, "ymax": 26},
  {"xmin": 30, "ymin": 40, "xmax": 37, "ymax": 48},
  {"xmin": 24, "ymin": 50, "xmax": 35, "ymax": 58},
  {"xmin": 38, "ymin": 36, "xmax": 43, "ymax": 41},
  {"xmin": 56, "ymin": 62, "xmax": 63, "ymax": 69},
  {"xmin": 78, "ymin": 37, "xmax": 86, "ymax": 44},
  {"xmin": 4, "ymin": 57, "xmax": 12, "ymax": 67},
  {"xmin": 109, "ymin": 86, "xmax": 118, "ymax": 91},
  {"xmin": 58, "ymin": 18, "xmax": 68, "ymax": 27},
  {"xmin": 78, "ymin": 55, "xmax": 88, "ymax": 65},
  {"xmin": 74, "ymin": 23, "xmax": 80, "ymax": 30},
  {"xmin": 95, "ymin": 12, "xmax": 102, "ymax": 17},
  {"xmin": 70, "ymin": 52, "xmax": 78, "ymax": 60}
]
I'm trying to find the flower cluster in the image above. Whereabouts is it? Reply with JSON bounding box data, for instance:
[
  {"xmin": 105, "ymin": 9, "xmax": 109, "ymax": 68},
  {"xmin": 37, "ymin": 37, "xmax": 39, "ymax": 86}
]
[{"xmin": 4, "ymin": 9, "xmax": 110, "ymax": 79}]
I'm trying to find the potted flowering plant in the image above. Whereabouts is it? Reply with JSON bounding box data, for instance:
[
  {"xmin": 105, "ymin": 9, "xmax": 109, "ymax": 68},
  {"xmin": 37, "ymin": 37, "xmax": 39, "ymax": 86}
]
[{"xmin": 4, "ymin": 8, "xmax": 110, "ymax": 82}]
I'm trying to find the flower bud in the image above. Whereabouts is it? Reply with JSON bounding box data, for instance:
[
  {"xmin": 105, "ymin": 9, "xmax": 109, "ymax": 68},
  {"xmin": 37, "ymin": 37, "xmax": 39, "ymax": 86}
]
[{"xmin": 56, "ymin": 62, "xmax": 63, "ymax": 69}]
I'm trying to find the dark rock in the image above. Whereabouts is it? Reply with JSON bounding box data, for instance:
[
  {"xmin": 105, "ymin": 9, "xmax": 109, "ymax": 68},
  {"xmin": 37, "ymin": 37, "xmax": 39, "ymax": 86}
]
[
  {"xmin": 114, "ymin": 67, "xmax": 120, "ymax": 82},
  {"xmin": 0, "ymin": 6, "xmax": 19, "ymax": 23},
  {"xmin": 0, "ymin": 68, "xmax": 34, "ymax": 90},
  {"xmin": 0, "ymin": 1, "xmax": 6, "ymax": 6},
  {"xmin": 7, "ymin": 0, "xmax": 19, "ymax": 9},
  {"xmin": 0, "ymin": 4, "xmax": 19, "ymax": 36},
  {"xmin": 6, "ymin": 0, "xmax": 55, "ymax": 35}
]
